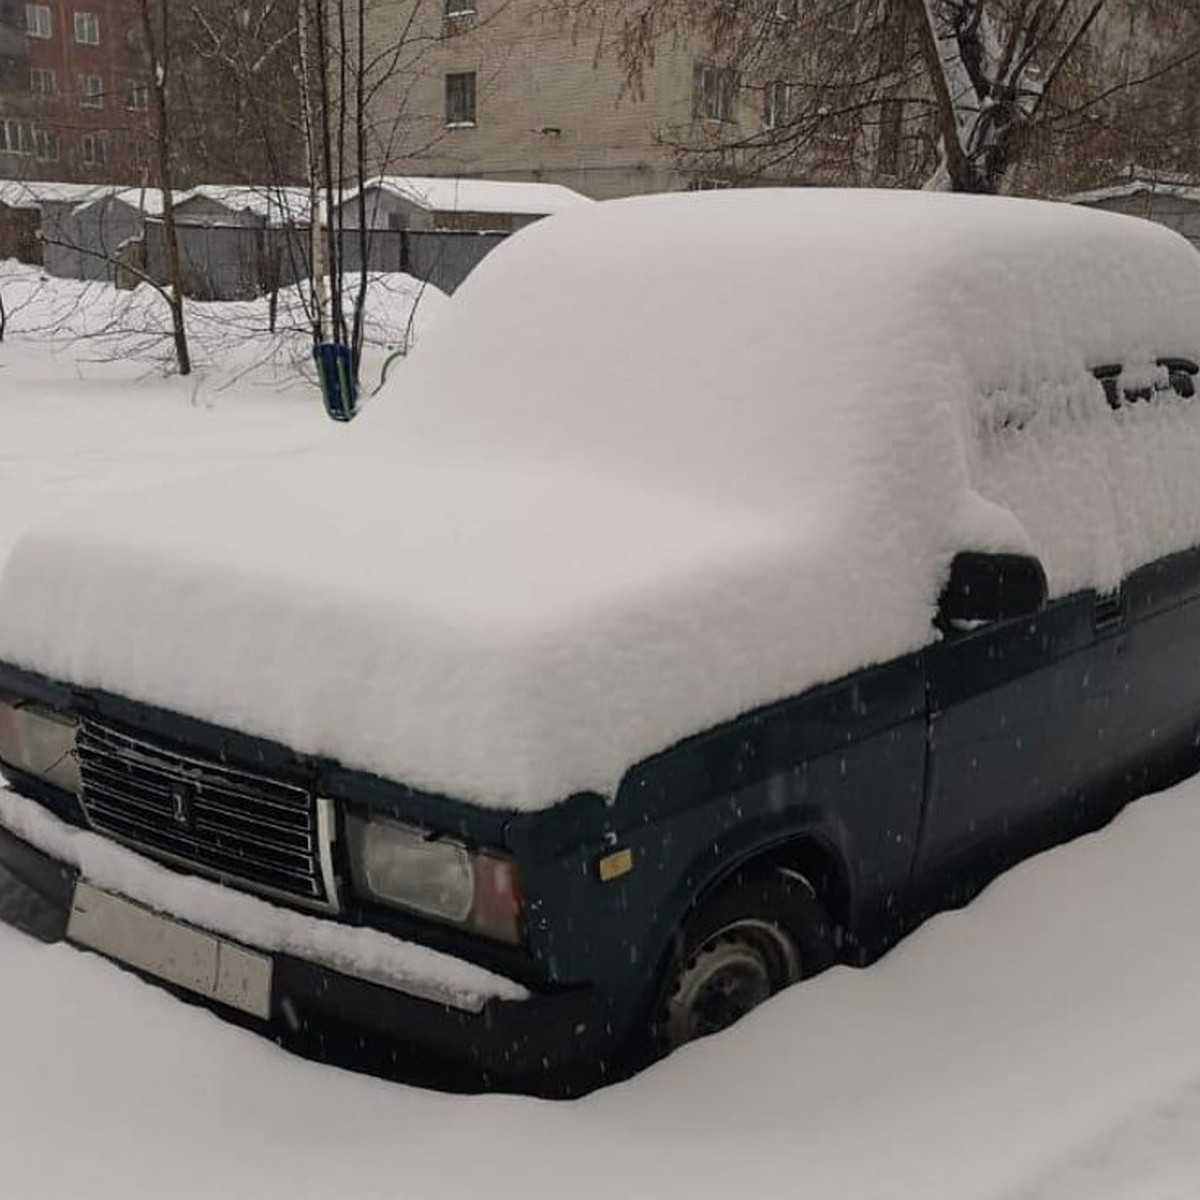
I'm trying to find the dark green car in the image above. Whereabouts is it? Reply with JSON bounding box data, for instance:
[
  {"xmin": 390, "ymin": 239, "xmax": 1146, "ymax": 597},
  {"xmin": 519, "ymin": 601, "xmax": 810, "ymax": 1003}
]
[{"xmin": 2, "ymin": 189, "xmax": 1200, "ymax": 1094}]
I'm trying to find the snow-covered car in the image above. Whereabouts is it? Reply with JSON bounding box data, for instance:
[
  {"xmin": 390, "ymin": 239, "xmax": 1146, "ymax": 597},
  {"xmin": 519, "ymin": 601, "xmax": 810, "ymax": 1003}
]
[{"xmin": 2, "ymin": 189, "xmax": 1200, "ymax": 1095}]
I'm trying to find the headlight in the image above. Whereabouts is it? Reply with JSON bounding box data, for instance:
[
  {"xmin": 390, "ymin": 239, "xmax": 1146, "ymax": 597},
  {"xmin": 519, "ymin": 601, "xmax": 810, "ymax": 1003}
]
[
  {"xmin": 346, "ymin": 814, "xmax": 524, "ymax": 944},
  {"xmin": 0, "ymin": 696, "xmax": 81, "ymax": 796}
]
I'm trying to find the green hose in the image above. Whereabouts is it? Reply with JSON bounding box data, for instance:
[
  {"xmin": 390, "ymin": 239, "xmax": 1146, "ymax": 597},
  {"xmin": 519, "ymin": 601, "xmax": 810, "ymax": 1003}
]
[{"xmin": 373, "ymin": 345, "xmax": 409, "ymax": 396}]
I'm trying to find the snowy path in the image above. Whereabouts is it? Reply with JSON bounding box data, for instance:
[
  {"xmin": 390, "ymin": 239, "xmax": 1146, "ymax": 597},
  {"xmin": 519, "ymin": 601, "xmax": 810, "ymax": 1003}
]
[{"xmin": 2, "ymin": 302, "xmax": 1200, "ymax": 1198}]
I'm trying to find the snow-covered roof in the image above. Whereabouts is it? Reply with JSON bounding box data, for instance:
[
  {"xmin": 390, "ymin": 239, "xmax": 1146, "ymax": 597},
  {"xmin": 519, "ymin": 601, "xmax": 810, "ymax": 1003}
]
[
  {"xmin": 69, "ymin": 187, "xmax": 173, "ymax": 218},
  {"xmin": 0, "ymin": 180, "xmax": 113, "ymax": 210},
  {"xmin": 173, "ymin": 184, "xmax": 314, "ymax": 225},
  {"xmin": 1067, "ymin": 180, "xmax": 1200, "ymax": 207},
  {"xmin": 2, "ymin": 190, "xmax": 1199, "ymax": 811},
  {"xmin": 346, "ymin": 175, "xmax": 592, "ymax": 216}
]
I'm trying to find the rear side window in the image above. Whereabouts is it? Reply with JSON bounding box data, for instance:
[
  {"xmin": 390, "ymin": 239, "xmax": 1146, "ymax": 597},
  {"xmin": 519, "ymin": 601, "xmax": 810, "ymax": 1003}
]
[{"xmin": 1093, "ymin": 358, "xmax": 1198, "ymax": 408}]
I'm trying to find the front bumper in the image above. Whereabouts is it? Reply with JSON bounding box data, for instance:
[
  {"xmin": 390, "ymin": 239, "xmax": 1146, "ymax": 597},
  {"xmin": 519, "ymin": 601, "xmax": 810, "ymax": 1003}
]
[{"xmin": 0, "ymin": 817, "xmax": 603, "ymax": 1096}]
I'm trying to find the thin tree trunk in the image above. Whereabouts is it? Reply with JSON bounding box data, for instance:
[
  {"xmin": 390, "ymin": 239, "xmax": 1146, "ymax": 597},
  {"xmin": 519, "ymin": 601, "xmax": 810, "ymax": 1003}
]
[
  {"xmin": 910, "ymin": 0, "xmax": 980, "ymax": 192},
  {"xmin": 314, "ymin": 0, "xmax": 344, "ymax": 346},
  {"xmin": 350, "ymin": 0, "xmax": 369, "ymax": 383},
  {"xmin": 298, "ymin": 0, "xmax": 328, "ymax": 344},
  {"xmin": 141, "ymin": 0, "xmax": 191, "ymax": 375}
]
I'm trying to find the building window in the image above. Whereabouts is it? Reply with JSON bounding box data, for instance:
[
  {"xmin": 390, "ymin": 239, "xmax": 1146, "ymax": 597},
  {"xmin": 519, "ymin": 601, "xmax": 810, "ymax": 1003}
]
[
  {"xmin": 445, "ymin": 71, "xmax": 476, "ymax": 126},
  {"xmin": 763, "ymin": 80, "xmax": 794, "ymax": 129},
  {"xmin": 445, "ymin": 0, "xmax": 476, "ymax": 16},
  {"xmin": 818, "ymin": 87, "xmax": 854, "ymax": 137},
  {"xmin": 126, "ymin": 80, "xmax": 148, "ymax": 110},
  {"xmin": 81, "ymin": 132, "xmax": 107, "ymax": 167},
  {"xmin": 0, "ymin": 118, "xmax": 33, "ymax": 154},
  {"xmin": 694, "ymin": 62, "xmax": 739, "ymax": 124},
  {"xmin": 74, "ymin": 11, "xmax": 100, "ymax": 44},
  {"xmin": 24, "ymin": 3, "xmax": 52, "ymax": 38},
  {"xmin": 30, "ymin": 67, "xmax": 56, "ymax": 96},
  {"xmin": 34, "ymin": 128, "xmax": 59, "ymax": 161},
  {"xmin": 876, "ymin": 98, "xmax": 903, "ymax": 176},
  {"xmin": 772, "ymin": 0, "xmax": 797, "ymax": 17},
  {"xmin": 817, "ymin": 0, "xmax": 856, "ymax": 31},
  {"xmin": 79, "ymin": 74, "xmax": 104, "ymax": 107}
]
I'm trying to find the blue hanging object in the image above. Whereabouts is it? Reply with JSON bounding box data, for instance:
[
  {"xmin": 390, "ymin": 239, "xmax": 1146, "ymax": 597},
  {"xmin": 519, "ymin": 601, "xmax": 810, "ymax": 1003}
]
[{"xmin": 314, "ymin": 341, "xmax": 358, "ymax": 422}]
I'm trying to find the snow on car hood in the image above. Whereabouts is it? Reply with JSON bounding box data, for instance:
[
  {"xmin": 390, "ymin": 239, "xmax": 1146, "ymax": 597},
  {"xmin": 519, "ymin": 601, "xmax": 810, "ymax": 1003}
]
[
  {"xmin": 2, "ymin": 189, "xmax": 1199, "ymax": 810},
  {"xmin": 0, "ymin": 448, "xmax": 965, "ymax": 809}
]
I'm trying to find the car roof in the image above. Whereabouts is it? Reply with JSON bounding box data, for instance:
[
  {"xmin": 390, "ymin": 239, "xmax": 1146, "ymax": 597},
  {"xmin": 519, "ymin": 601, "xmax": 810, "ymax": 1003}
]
[{"xmin": 368, "ymin": 188, "xmax": 1200, "ymax": 515}]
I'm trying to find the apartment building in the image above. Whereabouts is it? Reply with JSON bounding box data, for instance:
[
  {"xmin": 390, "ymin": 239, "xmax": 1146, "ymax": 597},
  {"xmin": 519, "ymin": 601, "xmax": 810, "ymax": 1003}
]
[
  {"xmin": 360, "ymin": 2, "xmax": 690, "ymax": 199},
  {"xmin": 0, "ymin": 0, "xmax": 151, "ymax": 182},
  {"xmin": 1, "ymin": 0, "xmax": 895, "ymax": 200},
  {"xmin": 361, "ymin": 1, "xmax": 917, "ymax": 199},
  {"xmin": 0, "ymin": 0, "xmax": 303, "ymax": 188}
]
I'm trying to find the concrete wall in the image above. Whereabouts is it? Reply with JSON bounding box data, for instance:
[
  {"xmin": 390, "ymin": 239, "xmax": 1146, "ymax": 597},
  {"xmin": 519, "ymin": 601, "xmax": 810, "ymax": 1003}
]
[
  {"xmin": 360, "ymin": 1, "xmax": 912, "ymax": 197},
  {"xmin": 363, "ymin": 2, "xmax": 694, "ymax": 199}
]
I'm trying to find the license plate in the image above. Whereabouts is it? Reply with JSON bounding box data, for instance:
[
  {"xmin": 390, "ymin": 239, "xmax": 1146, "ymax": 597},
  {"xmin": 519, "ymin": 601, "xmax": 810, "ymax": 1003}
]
[{"xmin": 67, "ymin": 882, "xmax": 273, "ymax": 1020}]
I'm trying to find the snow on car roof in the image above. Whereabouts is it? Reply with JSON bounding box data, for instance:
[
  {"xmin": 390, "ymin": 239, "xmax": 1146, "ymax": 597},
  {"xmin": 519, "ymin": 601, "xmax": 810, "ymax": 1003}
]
[
  {"xmin": 2, "ymin": 190, "xmax": 1199, "ymax": 811},
  {"xmin": 376, "ymin": 187, "xmax": 1200, "ymax": 474}
]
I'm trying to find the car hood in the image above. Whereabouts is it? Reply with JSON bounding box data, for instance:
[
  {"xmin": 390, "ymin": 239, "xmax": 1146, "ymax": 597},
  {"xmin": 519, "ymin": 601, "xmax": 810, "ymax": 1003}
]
[{"xmin": 1, "ymin": 445, "xmax": 945, "ymax": 810}]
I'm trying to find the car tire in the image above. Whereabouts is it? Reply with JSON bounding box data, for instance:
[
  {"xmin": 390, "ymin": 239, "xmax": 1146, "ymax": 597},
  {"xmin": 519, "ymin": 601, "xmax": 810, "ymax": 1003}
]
[{"xmin": 656, "ymin": 867, "xmax": 835, "ymax": 1052}]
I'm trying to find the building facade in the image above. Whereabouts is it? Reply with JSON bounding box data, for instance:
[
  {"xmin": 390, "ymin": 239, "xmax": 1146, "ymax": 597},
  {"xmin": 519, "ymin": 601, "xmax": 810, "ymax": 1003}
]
[
  {"xmin": 0, "ymin": 0, "xmax": 152, "ymax": 183},
  {"xmin": 361, "ymin": 1, "xmax": 924, "ymax": 200},
  {"xmin": 361, "ymin": 2, "xmax": 693, "ymax": 199},
  {"xmin": 0, "ymin": 0, "xmax": 304, "ymax": 188}
]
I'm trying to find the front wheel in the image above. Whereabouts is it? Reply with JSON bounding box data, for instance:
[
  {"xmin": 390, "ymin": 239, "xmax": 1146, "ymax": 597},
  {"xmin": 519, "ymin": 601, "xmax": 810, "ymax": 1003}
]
[{"xmin": 656, "ymin": 868, "xmax": 834, "ymax": 1052}]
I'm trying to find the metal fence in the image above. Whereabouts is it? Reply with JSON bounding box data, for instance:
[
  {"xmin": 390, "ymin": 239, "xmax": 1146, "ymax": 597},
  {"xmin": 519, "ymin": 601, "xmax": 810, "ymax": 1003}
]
[
  {"xmin": 144, "ymin": 221, "xmax": 506, "ymax": 301},
  {"xmin": 41, "ymin": 198, "xmax": 145, "ymax": 283}
]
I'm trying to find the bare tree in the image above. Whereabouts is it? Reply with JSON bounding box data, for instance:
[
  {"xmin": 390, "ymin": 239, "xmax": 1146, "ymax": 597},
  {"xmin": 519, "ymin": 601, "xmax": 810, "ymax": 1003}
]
[
  {"xmin": 911, "ymin": 0, "xmax": 1109, "ymax": 193},
  {"xmin": 296, "ymin": 0, "xmax": 514, "ymax": 413},
  {"xmin": 559, "ymin": 0, "xmax": 1199, "ymax": 194},
  {"xmin": 1018, "ymin": 0, "xmax": 1200, "ymax": 194},
  {"xmin": 138, "ymin": 0, "xmax": 191, "ymax": 374},
  {"xmin": 560, "ymin": 1, "xmax": 927, "ymax": 187},
  {"xmin": 173, "ymin": 0, "xmax": 307, "ymax": 188}
]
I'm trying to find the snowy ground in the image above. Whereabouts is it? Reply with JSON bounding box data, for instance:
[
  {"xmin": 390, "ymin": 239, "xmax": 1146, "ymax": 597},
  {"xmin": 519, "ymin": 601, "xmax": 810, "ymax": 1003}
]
[{"xmin": 3, "ymin": 273, "xmax": 1200, "ymax": 1199}]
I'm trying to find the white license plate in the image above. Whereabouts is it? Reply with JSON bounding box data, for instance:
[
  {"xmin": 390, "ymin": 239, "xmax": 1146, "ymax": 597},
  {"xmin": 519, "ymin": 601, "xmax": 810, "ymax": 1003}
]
[{"xmin": 67, "ymin": 882, "xmax": 273, "ymax": 1020}]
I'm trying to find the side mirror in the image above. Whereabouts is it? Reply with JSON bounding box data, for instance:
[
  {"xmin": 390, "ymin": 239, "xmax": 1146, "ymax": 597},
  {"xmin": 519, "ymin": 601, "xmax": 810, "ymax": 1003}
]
[{"xmin": 937, "ymin": 551, "xmax": 1047, "ymax": 629}]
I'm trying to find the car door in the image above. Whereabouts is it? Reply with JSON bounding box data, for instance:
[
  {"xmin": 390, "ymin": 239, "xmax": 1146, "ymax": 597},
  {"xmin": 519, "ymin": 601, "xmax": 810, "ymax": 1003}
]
[
  {"xmin": 915, "ymin": 577, "xmax": 1130, "ymax": 893},
  {"xmin": 1116, "ymin": 545, "xmax": 1200, "ymax": 791}
]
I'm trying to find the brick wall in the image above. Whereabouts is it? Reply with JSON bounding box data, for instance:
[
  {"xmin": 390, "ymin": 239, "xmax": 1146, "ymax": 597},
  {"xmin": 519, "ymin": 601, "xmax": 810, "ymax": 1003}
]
[
  {"xmin": 0, "ymin": 0, "xmax": 303, "ymax": 188},
  {"xmin": 8, "ymin": 0, "xmax": 153, "ymax": 183}
]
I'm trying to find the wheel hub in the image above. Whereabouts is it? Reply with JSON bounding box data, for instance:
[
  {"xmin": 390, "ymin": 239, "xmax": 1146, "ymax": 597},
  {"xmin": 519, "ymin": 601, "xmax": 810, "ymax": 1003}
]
[{"xmin": 663, "ymin": 918, "xmax": 801, "ymax": 1049}]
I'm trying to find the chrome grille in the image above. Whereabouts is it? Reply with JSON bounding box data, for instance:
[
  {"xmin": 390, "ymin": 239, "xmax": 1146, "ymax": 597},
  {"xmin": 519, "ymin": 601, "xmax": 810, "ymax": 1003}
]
[{"xmin": 76, "ymin": 720, "xmax": 336, "ymax": 911}]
